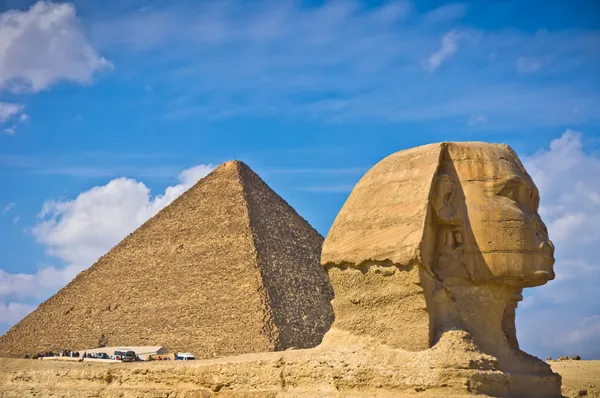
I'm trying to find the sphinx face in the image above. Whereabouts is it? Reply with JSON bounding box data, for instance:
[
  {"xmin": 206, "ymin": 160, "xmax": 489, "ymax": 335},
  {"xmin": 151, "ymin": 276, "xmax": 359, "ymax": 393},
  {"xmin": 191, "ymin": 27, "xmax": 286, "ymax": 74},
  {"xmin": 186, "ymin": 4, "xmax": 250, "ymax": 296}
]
[{"xmin": 450, "ymin": 145, "xmax": 555, "ymax": 287}]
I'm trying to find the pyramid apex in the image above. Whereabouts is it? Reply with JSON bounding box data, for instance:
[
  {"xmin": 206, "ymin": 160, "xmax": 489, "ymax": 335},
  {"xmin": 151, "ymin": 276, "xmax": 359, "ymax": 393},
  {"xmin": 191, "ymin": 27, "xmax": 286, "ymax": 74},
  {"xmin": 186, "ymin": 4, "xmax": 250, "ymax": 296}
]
[
  {"xmin": 222, "ymin": 160, "xmax": 243, "ymax": 166},
  {"xmin": 218, "ymin": 160, "xmax": 251, "ymax": 170}
]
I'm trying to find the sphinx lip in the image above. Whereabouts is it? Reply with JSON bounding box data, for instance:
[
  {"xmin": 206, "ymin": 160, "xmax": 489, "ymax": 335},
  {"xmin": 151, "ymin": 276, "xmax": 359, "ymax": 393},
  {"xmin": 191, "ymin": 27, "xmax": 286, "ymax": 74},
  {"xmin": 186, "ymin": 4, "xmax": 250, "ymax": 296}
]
[
  {"xmin": 533, "ymin": 270, "xmax": 555, "ymax": 281},
  {"xmin": 512, "ymin": 292, "xmax": 524, "ymax": 301}
]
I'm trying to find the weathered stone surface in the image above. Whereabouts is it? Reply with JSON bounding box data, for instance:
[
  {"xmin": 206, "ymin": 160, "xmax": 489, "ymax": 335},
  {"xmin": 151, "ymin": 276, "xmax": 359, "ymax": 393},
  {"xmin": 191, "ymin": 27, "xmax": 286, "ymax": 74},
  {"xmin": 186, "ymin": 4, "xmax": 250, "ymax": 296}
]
[
  {"xmin": 0, "ymin": 161, "xmax": 333, "ymax": 359},
  {"xmin": 322, "ymin": 142, "xmax": 561, "ymax": 396}
]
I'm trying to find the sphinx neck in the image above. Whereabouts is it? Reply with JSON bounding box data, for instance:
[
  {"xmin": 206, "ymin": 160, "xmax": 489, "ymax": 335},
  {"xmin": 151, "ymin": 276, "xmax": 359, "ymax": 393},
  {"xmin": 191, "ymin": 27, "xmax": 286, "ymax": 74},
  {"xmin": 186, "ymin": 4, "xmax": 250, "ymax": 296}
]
[
  {"xmin": 445, "ymin": 281, "xmax": 517, "ymax": 351},
  {"xmin": 432, "ymin": 279, "xmax": 551, "ymax": 375}
]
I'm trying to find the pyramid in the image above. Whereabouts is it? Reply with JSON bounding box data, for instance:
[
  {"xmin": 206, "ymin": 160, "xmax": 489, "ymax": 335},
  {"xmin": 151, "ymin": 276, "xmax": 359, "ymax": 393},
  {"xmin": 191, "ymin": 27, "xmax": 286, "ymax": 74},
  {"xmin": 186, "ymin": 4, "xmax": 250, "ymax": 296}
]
[{"xmin": 0, "ymin": 161, "xmax": 334, "ymax": 358}]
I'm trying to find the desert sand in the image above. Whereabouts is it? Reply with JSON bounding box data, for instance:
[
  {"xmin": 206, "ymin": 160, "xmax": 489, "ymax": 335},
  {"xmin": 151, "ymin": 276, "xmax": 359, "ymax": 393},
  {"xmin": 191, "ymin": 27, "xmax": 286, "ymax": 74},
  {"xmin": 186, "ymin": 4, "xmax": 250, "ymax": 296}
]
[
  {"xmin": 0, "ymin": 354, "xmax": 598, "ymax": 397},
  {"xmin": 550, "ymin": 360, "xmax": 600, "ymax": 398}
]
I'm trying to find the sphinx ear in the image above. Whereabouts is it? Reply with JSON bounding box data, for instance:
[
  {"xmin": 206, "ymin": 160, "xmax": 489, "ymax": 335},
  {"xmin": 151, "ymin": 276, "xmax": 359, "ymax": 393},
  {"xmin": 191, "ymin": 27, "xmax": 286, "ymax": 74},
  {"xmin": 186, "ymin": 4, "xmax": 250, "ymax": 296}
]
[{"xmin": 432, "ymin": 174, "xmax": 459, "ymax": 225}]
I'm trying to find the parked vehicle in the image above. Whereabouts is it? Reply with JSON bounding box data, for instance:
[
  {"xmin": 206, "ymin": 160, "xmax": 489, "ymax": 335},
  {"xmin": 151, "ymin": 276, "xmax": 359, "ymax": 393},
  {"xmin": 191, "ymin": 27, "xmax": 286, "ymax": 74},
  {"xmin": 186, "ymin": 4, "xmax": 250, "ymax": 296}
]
[
  {"xmin": 121, "ymin": 350, "xmax": 140, "ymax": 362},
  {"xmin": 175, "ymin": 352, "xmax": 195, "ymax": 360},
  {"xmin": 95, "ymin": 352, "xmax": 110, "ymax": 360},
  {"xmin": 113, "ymin": 350, "xmax": 124, "ymax": 360}
]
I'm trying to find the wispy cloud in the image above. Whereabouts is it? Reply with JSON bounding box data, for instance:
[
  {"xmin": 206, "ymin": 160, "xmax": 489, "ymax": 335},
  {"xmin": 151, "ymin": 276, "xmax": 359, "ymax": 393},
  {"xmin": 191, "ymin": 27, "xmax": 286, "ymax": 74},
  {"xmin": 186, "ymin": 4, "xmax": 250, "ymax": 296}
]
[
  {"xmin": 517, "ymin": 56, "xmax": 543, "ymax": 73},
  {"xmin": 423, "ymin": 3, "xmax": 467, "ymax": 25},
  {"xmin": 297, "ymin": 185, "xmax": 356, "ymax": 193},
  {"xmin": 0, "ymin": 103, "xmax": 29, "ymax": 135},
  {"xmin": 0, "ymin": 103, "xmax": 23, "ymax": 123},
  {"xmin": 0, "ymin": 154, "xmax": 39, "ymax": 168},
  {"xmin": 0, "ymin": 151, "xmax": 185, "ymax": 180},
  {"xmin": 261, "ymin": 167, "xmax": 367, "ymax": 176},
  {"xmin": 427, "ymin": 30, "xmax": 462, "ymax": 71},
  {"xmin": 2, "ymin": 203, "xmax": 15, "ymax": 216},
  {"xmin": 468, "ymin": 115, "xmax": 487, "ymax": 125},
  {"xmin": 0, "ymin": 302, "xmax": 35, "ymax": 325},
  {"xmin": 37, "ymin": 166, "xmax": 184, "ymax": 180},
  {"xmin": 84, "ymin": 1, "xmax": 600, "ymax": 128},
  {"xmin": 566, "ymin": 315, "xmax": 600, "ymax": 345}
]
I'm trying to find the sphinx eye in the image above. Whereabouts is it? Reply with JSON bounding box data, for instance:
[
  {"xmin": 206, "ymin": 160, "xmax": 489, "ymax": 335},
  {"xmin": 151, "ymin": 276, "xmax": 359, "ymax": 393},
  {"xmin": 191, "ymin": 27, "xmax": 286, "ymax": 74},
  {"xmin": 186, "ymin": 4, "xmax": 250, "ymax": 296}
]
[{"xmin": 497, "ymin": 178, "xmax": 522, "ymax": 204}]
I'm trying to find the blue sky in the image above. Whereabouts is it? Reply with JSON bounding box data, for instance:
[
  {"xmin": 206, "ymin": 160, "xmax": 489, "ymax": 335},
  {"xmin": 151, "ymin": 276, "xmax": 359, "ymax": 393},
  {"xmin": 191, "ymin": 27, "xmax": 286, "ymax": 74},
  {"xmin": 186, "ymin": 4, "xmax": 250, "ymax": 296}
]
[{"xmin": 1, "ymin": 0, "xmax": 599, "ymax": 360}]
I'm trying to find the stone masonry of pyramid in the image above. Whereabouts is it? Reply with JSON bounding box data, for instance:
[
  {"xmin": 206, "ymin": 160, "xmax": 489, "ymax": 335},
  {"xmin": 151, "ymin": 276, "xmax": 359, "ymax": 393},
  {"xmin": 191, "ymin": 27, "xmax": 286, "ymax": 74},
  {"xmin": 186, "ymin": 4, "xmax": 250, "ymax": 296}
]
[{"xmin": 0, "ymin": 161, "xmax": 334, "ymax": 358}]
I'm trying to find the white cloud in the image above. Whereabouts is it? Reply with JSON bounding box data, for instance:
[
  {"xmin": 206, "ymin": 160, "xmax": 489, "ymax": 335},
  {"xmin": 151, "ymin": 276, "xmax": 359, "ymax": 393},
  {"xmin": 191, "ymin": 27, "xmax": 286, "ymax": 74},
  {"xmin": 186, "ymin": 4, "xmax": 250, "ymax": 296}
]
[
  {"xmin": 525, "ymin": 130, "xmax": 600, "ymax": 249},
  {"xmin": 0, "ymin": 302, "xmax": 35, "ymax": 325},
  {"xmin": 1, "ymin": 110, "xmax": 29, "ymax": 135},
  {"xmin": 427, "ymin": 30, "xmax": 462, "ymax": 71},
  {"xmin": 548, "ymin": 212, "xmax": 586, "ymax": 245},
  {"xmin": 12, "ymin": 216, "xmax": 19, "ymax": 225},
  {"xmin": 468, "ymin": 115, "xmax": 487, "ymax": 125},
  {"xmin": 0, "ymin": 267, "xmax": 79, "ymax": 300},
  {"xmin": 32, "ymin": 164, "xmax": 213, "ymax": 268},
  {"xmin": 2, "ymin": 202, "xmax": 15, "ymax": 216},
  {"xmin": 566, "ymin": 315, "xmax": 600, "ymax": 345},
  {"xmin": 517, "ymin": 130, "xmax": 600, "ymax": 359},
  {"xmin": 517, "ymin": 55, "xmax": 543, "ymax": 73},
  {"xmin": 0, "ymin": 1, "xmax": 112, "ymax": 92},
  {"xmin": 0, "ymin": 102, "xmax": 23, "ymax": 122},
  {"xmin": 422, "ymin": 3, "xmax": 466, "ymax": 25},
  {"xmin": 0, "ymin": 164, "xmax": 213, "ymax": 316}
]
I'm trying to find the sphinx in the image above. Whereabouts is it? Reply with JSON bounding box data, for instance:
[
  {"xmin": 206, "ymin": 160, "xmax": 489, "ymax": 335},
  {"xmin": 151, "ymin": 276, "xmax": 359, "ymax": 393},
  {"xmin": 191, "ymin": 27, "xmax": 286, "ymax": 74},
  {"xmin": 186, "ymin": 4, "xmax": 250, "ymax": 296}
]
[{"xmin": 322, "ymin": 142, "xmax": 560, "ymax": 394}]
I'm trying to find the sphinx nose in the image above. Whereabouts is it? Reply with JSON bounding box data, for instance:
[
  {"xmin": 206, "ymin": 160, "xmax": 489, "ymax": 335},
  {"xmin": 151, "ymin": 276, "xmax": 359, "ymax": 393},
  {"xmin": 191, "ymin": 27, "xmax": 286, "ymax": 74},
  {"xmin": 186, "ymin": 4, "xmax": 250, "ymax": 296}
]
[
  {"xmin": 533, "ymin": 217, "xmax": 554, "ymax": 252},
  {"xmin": 539, "ymin": 239, "xmax": 554, "ymax": 253}
]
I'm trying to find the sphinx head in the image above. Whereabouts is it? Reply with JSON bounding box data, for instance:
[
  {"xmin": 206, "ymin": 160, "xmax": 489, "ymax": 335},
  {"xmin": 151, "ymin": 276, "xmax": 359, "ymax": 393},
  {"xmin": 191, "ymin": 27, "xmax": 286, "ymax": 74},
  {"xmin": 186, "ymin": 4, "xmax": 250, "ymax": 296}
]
[
  {"xmin": 322, "ymin": 142, "xmax": 556, "ymax": 373},
  {"xmin": 429, "ymin": 143, "xmax": 555, "ymax": 287}
]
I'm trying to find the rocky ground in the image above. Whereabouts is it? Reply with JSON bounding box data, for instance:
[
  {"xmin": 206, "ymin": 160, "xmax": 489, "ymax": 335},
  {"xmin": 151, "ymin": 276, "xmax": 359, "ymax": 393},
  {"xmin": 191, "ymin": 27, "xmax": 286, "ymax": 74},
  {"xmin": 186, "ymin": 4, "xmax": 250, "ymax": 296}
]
[
  {"xmin": 1, "ymin": 356, "xmax": 597, "ymax": 397},
  {"xmin": 1, "ymin": 330, "xmax": 593, "ymax": 397}
]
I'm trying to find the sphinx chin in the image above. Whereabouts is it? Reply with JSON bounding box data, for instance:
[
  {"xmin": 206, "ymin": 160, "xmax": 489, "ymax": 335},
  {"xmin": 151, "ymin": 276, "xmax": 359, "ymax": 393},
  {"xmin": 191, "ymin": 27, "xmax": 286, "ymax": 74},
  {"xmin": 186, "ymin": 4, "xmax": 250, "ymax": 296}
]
[
  {"xmin": 525, "ymin": 255, "xmax": 556, "ymax": 286},
  {"xmin": 529, "ymin": 269, "xmax": 555, "ymax": 286}
]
